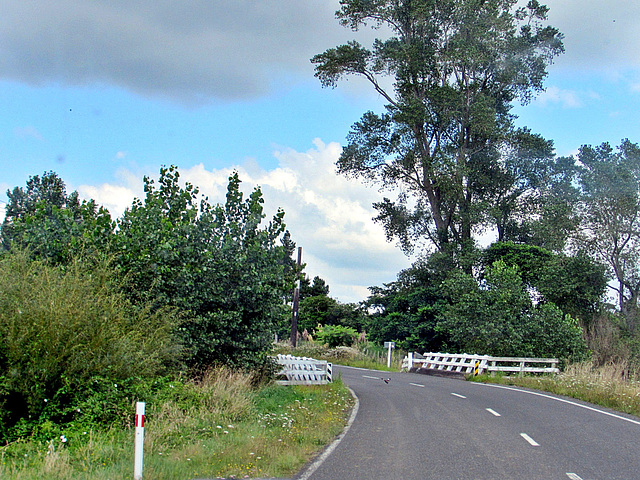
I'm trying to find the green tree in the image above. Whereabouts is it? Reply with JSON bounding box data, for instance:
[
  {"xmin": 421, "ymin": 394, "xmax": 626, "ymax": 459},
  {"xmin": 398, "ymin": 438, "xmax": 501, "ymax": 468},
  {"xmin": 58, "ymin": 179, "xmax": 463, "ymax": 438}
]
[
  {"xmin": 575, "ymin": 140, "xmax": 640, "ymax": 331},
  {"xmin": 312, "ymin": 0, "xmax": 563, "ymax": 260},
  {"xmin": 365, "ymin": 258, "xmax": 448, "ymax": 351},
  {"xmin": 1, "ymin": 172, "xmax": 113, "ymax": 262},
  {"xmin": 299, "ymin": 295, "xmax": 367, "ymax": 335},
  {"xmin": 483, "ymin": 242, "xmax": 607, "ymax": 324},
  {"xmin": 115, "ymin": 166, "xmax": 291, "ymax": 368},
  {"xmin": 436, "ymin": 261, "xmax": 586, "ymax": 359},
  {"xmin": 300, "ymin": 275, "xmax": 330, "ymax": 299},
  {"xmin": 489, "ymin": 142, "xmax": 581, "ymax": 252}
]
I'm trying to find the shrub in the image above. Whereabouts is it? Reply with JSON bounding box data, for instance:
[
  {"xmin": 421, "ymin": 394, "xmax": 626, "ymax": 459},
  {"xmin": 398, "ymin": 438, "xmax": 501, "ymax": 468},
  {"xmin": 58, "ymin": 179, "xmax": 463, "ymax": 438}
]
[
  {"xmin": 0, "ymin": 250, "xmax": 182, "ymax": 440},
  {"xmin": 315, "ymin": 325, "xmax": 358, "ymax": 348}
]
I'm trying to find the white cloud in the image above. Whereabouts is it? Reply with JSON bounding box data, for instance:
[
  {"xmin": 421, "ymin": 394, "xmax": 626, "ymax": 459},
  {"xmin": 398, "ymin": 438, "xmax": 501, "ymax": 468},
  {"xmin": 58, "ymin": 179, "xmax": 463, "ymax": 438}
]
[
  {"xmin": 76, "ymin": 168, "xmax": 145, "ymax": 219},
  {"xmin": 186, "ymin": 139, "xmax": 411, "ymax": 302}
]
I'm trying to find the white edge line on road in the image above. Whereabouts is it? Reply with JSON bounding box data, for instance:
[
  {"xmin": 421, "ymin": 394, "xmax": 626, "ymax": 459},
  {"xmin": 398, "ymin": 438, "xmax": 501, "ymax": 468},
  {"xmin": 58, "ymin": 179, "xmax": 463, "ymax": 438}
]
[
  {"xmin": 566, "ymin": 473, "xmax": 584, "ymax": 480},
  {"xmin": 520, "ymin": 433, "xmax": 540, "ymax": 446},
  {"xmin": 486, "ymin": 408, "xmax": 501, "ymax": 417},
  {"xmin": 472, "ymin": 382, "xmax": 640, "ymax": 426},
  {"xmin": 297, "ymin": 386, "xmax": 360, "ymax": 480},
  {"xmin": 409, "ymin": 383, "xmax": 425, "ymax": 387},
  {"xmin": 451, "ymin": 392, "xmax": 466, "ymax": 399},
  {"xmin": 362, "ymin": 375, "xmax": 379, "ymax": 379}
]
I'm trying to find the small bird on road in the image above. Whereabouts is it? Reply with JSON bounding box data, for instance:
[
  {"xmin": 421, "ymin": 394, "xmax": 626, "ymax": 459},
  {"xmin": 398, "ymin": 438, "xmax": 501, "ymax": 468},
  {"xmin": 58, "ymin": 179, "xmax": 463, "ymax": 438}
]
[{"xmin": 382, "ymin": 378, "xmax": 390, "ymax": 384}]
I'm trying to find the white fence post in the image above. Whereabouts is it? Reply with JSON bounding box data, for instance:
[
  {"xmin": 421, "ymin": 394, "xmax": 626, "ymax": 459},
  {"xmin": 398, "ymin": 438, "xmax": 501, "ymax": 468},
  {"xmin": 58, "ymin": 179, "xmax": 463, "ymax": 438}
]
[
  {"xmin": 401, "ymin": 352, "xmax": 559, "ymax": 375},
  {"xmin": 134, "ymin": 401, "xmax": 145, "ymax": 480},
  {"xmin": 274, "ymin": 354, "xmax": 333, "ymax": 385}
]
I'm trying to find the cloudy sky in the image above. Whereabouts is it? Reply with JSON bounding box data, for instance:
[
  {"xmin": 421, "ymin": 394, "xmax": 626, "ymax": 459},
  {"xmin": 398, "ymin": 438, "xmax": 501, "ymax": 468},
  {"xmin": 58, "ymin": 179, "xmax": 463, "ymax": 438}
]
[{"xmin": 1, "ymin": 0, "xmax": 640, "ymax": 302}]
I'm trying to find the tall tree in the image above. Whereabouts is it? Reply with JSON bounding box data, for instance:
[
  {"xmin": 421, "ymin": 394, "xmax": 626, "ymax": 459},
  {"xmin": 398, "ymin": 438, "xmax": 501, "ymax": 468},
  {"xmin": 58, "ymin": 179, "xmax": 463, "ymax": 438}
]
[
  {"xmin": 1, "ymin": 171, "xmax": 113, "ymax": 262},
  {"xmin": 312, "ymin": 0, "xmax": 563, "ymax": 260},
  {"xmin": 115, "ymin": 166, "xmax": 292, "ymax": 367},
  {"xmin": 575, "ymin": 140, "xmax": 640, "ymax": 331}
]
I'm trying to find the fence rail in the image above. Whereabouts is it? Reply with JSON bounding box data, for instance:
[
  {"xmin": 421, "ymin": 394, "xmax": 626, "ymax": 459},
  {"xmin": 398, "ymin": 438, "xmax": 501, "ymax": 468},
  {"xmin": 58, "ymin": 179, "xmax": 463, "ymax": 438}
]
[
  {"xmin": 402, "ymin": 352, "xmax": 559, "ymax": 375},
  {"xmin": 274, "ymin": 354, "xmax": 333, "ymax": 385}
]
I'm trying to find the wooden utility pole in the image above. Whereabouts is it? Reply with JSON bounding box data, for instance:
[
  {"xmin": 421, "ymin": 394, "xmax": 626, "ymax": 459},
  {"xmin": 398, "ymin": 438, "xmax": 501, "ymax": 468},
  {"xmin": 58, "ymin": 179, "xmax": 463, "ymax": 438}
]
[{"xmin": 290, "ymin": 247, "xmax": 302, "ymax": 347}]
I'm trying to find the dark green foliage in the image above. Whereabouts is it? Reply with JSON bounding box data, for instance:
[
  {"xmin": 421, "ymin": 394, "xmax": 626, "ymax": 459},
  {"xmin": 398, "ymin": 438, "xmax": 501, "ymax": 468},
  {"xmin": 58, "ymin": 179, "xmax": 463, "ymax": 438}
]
[
  {"xmin": 365, "ymin": 259, "xmax": 447, "ymax": 352},
  {"xmin": 366, "ymin": 248, "xmax": 590, "ymax": 359},
  {"xmin": 1, "ymin": 171, "xmax": 114, "ymax": 263},
  {"xmin": 0, "ymin": 250, "xmax": 180, "ymax": 441},
  {"xmin": 298, "ymin": 295, "xmax": 368, "ymax": 335},
  {"xmin": 114, "ymin": 166, "xmax": 292, "ymax": 369},
  {"xmin": 300, "ymin": 275, "xmax": 330, "ymax": 299},
  {"xmin": 436, "ymin": 261, "xmax": 587, "ymax": 359},
  {"xmin": 483, "ymin": 242, "xmax": 607, "ymax": 323}
]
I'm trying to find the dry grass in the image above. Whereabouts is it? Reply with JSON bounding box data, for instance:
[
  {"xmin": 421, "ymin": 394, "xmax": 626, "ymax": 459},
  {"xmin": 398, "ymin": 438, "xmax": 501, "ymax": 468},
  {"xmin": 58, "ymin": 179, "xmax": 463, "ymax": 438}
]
[
  {"xmin": 476, "ymin": 361, "xmax": 640, "ymax": 417},
  {"xmin": 0, "ymin": 367, "xmax": 354, "ymax": 479}
]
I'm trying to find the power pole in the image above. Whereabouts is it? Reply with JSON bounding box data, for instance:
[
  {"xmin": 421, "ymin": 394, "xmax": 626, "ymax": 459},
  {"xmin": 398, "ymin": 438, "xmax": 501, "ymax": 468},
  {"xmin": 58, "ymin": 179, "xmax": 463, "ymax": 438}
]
[{"xmin": 290, "ymin": 246, "xmax": 302, "ymax": 347}]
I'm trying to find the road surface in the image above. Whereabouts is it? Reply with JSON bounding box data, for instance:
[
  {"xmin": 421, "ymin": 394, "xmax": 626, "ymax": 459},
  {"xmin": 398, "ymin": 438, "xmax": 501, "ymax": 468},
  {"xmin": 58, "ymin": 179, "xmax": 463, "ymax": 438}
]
[{"xmin": 297, "ymin": 365, "xmax": 640, "ymax": 480}]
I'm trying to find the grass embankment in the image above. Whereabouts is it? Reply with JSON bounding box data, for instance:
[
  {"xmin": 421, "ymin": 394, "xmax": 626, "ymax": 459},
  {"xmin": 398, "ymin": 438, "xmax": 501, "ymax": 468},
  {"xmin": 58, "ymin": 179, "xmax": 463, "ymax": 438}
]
[
  {"xmin": 0, "ymin": 368, "xmax": 354, "ymax": 480},
  {"xmin": 471, "ymin": 362, "xmax": 640, "ymax": 417}
]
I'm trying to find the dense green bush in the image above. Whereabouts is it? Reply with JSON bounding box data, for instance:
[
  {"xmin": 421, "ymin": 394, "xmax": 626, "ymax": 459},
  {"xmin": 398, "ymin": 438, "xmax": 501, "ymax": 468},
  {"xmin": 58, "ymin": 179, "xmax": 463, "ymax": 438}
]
[
  {"xmin": 0, "ymin": 250, "xmax": 181, "ymax": 441},
  {"xmin": 315, "ymin": 325, "xmax": 358, "ymax": 348},
  {"xmin": 114, "ymin": 167, "xmax": 293, "ymax": 369},
  {"xmin": 437, "ymin": 261, "xmax": 588, "ymax": 360}
]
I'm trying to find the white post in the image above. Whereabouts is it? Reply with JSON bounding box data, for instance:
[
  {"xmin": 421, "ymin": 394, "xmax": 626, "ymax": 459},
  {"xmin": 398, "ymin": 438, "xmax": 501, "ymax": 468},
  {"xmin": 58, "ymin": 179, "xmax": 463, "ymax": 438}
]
[
  {"xmin": 384, "ymin": 342, "xmax": 395, "ymax": 368},
  {"xmin": 134, "ymin": 402, "xmax": 146, "ymax": 480}
]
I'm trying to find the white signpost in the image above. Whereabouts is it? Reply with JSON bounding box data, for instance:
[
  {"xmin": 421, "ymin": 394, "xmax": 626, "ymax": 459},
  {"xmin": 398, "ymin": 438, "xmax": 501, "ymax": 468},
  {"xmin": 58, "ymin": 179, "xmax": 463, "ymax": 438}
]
[
  {"xmin": 134, "ymin": 402, "xmax": 145, "ymax": 480},
  {"xmin": 384, "ymin": 341, "xmax": 395, "ymax": 368}
]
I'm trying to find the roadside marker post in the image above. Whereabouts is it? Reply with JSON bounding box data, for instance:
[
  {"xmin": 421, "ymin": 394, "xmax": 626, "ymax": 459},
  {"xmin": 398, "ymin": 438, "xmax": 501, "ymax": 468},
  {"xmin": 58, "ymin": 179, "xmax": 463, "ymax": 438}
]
[
  {"xmin": 134, "ymin": 402, "xmax": 146, "ymax": 480},
  {"xmin": 384, "ymin": 341, "xmax": 395, "ymax": 368}
]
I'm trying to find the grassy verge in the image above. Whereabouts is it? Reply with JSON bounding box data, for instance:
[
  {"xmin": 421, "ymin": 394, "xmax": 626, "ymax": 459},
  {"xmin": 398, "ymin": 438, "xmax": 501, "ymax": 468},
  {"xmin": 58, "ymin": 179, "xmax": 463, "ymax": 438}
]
[
  {"xmin": 0, "ymin": 369, "xmax": 354, "ymax": 479},
  {"xmin": 471, "ymin": 362, "xmax": 640, "ymax": 417}
]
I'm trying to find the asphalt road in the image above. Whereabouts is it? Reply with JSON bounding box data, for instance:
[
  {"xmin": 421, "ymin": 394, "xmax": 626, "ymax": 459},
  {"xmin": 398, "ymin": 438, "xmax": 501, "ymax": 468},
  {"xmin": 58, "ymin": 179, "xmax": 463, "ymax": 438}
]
[{"xmin": 296, "ymin": 365, "xmax": 640, "ymax": 480}]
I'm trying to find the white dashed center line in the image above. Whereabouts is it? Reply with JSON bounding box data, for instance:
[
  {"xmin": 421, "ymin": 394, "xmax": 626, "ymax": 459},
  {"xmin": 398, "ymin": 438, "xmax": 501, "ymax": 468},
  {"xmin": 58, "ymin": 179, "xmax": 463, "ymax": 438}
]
[
  {"xmin": 486, "ymin": 408, "xmax": 501, "ymax": 416},
  {"xmin": 362, "ymin": 375, "xmax": 379, "ymax": 379},
  {"xmin": 409, "ymin": 383, "xmax": 425, "ymax": 387},
  {"xmin": 451, "ymin": 393, "xmax": 466, "ymax": 399},
  {"xmin": 520, "ymin": 433, "xmax": 540, "ymax": 446},
  {"xmin": 566, "ymin": 474, "xmax": 583, "ymax": 480}
]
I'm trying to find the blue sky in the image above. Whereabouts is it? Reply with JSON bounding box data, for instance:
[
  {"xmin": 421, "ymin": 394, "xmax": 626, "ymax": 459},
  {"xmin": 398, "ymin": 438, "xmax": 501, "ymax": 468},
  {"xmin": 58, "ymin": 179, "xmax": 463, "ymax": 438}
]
[{"xmin": 1, "ymin": 0, "xmax": 640, "ymax": 302}]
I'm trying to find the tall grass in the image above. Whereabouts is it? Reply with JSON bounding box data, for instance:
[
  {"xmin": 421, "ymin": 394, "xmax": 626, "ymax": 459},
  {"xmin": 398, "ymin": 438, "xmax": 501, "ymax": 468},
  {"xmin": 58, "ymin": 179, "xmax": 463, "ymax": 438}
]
[
  {"xmin": 475, "ymin": 361, "xmax": 640, "ymax": 417},
  {"xmin": 0, "ymin": 368, "xmax": 354, "ymax": 479}
]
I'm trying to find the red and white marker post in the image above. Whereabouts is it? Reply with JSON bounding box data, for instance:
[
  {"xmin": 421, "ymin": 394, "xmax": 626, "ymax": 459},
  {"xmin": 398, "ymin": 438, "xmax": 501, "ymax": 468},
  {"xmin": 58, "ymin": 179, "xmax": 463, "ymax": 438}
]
[{"xmin": 134, "ymin": 401, "xmax": 146, "ymax": 480}]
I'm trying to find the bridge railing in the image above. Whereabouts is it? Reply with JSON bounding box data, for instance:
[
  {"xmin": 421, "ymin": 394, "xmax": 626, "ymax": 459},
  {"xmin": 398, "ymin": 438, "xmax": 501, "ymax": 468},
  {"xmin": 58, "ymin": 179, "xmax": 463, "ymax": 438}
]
[
  {"xmin": 274, "ymin": 354, "xmax": 333, "ymax": 385},
  {"xmin": 402, "ymin": 352, "xmax": 559, "ymax": 375}
]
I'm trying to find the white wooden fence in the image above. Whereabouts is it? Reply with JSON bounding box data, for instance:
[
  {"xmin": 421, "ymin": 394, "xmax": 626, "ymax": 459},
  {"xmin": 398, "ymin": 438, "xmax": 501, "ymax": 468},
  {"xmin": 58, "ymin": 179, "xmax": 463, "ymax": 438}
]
[
  {"xmin": 274, "ymin": 354, "xmax": 333, "ymax": 385},
  {"xmin": 402, "ymin": 352, "xmax": 559, "ymax": 375}
]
